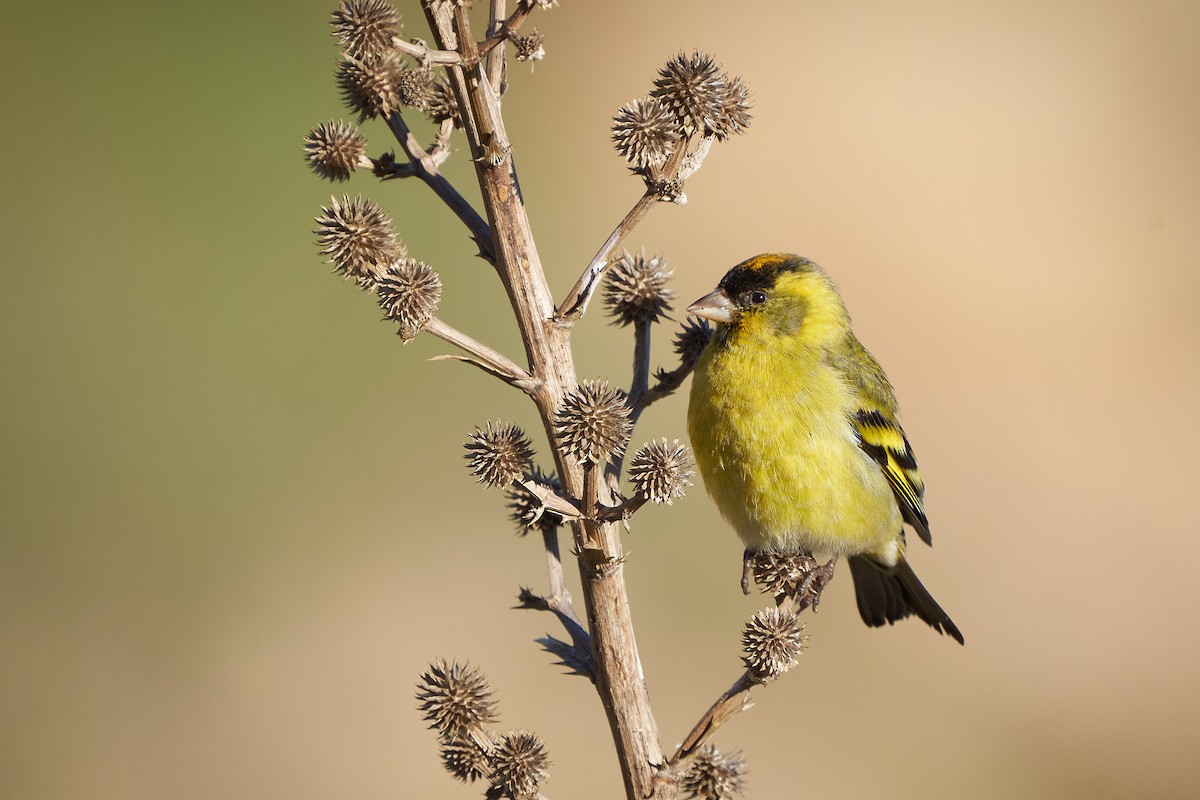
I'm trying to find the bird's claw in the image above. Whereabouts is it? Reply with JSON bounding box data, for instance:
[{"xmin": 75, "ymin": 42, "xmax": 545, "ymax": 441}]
[
  {"xmin": 740, "ymin": 548, "xmax": 754, "ymax": 595},
  {"xmin": 794, "ymin": 557, "xmax": 837, "ymax": 613}
]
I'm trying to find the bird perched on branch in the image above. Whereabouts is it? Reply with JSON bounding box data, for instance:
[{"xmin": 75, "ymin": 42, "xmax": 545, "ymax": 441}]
[{"xmin": 687, "ymin": 253, "xmax": 962, "ymax": 643}]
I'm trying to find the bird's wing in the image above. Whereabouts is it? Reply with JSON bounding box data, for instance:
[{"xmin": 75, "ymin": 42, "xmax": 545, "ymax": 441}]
[
  {"xmin": 853, "ymin": 409, "xmax": 930, "ymax": 545},
  {"xmin": 834, "ymin": 336, "xmax": 932, "ymax": 546}
]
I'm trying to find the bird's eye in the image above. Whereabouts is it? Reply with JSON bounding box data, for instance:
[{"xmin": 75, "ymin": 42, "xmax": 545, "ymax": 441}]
[{"xmin": 748, "ymin": 291, "xmax": 768, "ymax": 305}]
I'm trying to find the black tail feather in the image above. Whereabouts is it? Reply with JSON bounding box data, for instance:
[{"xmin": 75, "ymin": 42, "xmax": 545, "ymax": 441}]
[{"xmin": 848, "ymin": 555, "xmax": 964, "ymax": 645}]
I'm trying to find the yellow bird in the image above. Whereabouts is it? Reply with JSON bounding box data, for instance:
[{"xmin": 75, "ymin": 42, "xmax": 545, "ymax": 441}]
[{"xmin": 687, "ymin": 253, "xmax": 962, "ymax": 643}]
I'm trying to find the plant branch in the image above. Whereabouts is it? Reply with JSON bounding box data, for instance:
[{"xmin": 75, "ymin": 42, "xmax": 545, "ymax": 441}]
[
  {"xmin": 628, "ymin": 319, "xmax": 652, "ymax": 410},
  {"xmin": 391, "ymin": 35, "xmax": 463, "ymax": 65},
  {"xmin": 424, "ymin": 317, "xmax": 537, "ymax": 391},
  {"xmin": 485, "ymin": 0, "xmax": 507, "ymax": 92},
  {"xmin": 634, "ymin": 358, "xmax": 700, "ymax": 418},
  {"xmin": 424, "ymin": 4, "xmax": 670, "ymax": 797},
  {"xmin": 670, "ymin": 590, "xmax": 804, "ymax": 772},
  {"xmin": 477, "ymin": 3, "xmax": 536, "ymax": 63},
  {"xmin": 669, "ymin": 672, "xmax": 759, "ymax": 771},
  {"xmin": 540, "ymin": 526, "xmax": 578, "ymax": 623},
  {"xmin": 384, "ymin": 111, "xmax": 496, "ymax": 262},
  {"xmin": 597, "ymin": 494, "xmax": 647, "ymax": 522},
  {"xmin": 513, "ymin": 477, "xmax": 582, "ymax": 522},
  {"xmin": 555, "ymin": 191, "xmax": 658, "ymax": 322},
  {"xmin": 517, "ymin": 585, "xmax": 593, "ymax": 680}
]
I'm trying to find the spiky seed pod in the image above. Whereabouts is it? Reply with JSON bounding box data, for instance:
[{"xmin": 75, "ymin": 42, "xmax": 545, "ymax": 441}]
[
  {"xmin": 554, "ymin": 380, "xmax": 633, "ymax": 465},
  {"xmin": 331, "ymin": 0, "xmax": 401, "ymax": 60},
  {"xmin": 711, "ymin": 75, "xmax": 753, "ymax": 140},
  {"xmin": 603, "ymin": 251, "xmax": 675, "ymax": 326},
  {"xmin": 464, "ymin": 422, "xmax": 535, "ymax": 488},
  {"xmin": 425, "ymin": 79, "xmax": 462, "ymax": 127},
  {"xmin": 489, "ymin": 730, "xmax": 550, "ymax": 800},
  {"xmin": 612, "ymin": 96, "xmax": 680, "ymax": 169},
  {"xmin": 396, "ymin": 66, "xmax": 435, "ymax": 109},
  {"xmin": 304, "ymin": 120, "xmax": 367, "ymax": 182},
  {"xmin": 376, "ymin": 258, "xmax": 442, "ymax": 340},
  {"xmin": 742, "ymin": 606, "xmax": 809, "ymax": 680},
  {"xmin": 682, "ymin": 745, "xmax": 747, "ymax": 800},
  {"xmin": 749, "ymin": 551, "xmax": 820, "ymax": 598},
  {"xmin": 416, "ymin": 660, "xmax": 498, "ymax": 739},
  {"xmin": 440, "ymin": 733, "xmax": 494, "ymax": 783},
  {"xmin": 337, "ymin": 52, "xmax": 404, "ymax": 121},
  {"xmin": 512, "ymin": 30, "xmax": 545, "ymax": 63},
  {"xmin": 504, "ymin": 467, "xmax": 563, "ymax": 534},
  {"xmin": 652, "ymin": 50, "xmax": 727, "ymax": 135},
  {"xmin": 315, "ymin": 195, "xmax": 405, "ymax": 287},
  {"xmin": 674, "ymin": 318, "xmax": 714, "ymax": 367},
  {"xmin": 629, "ymin": 439, "xmax": 694, "ymax": 504}
]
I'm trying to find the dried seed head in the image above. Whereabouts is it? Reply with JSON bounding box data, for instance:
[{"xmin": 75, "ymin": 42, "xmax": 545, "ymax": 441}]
[
  {"xmin": 512, "ymin": 30, "xmax": 545, "ymax": 63},
  {"xmin": 629, "ymin": 439, "xmax": 694, "ymax": 504},
  {"xmin": 750, "ymin": 551, "xmax": 821, "ymax": 598},
  {"xmin": 376, "ymin": 258, "xmax": 441, "ymax": 339},
  {"xmin": 464, "ymin": 421, "xmax": 535, "ymax": 488},
  {"xmin": 711, "ymin": 75, "xmax": 753, "ymax": 140},
  {"xmin": 652, "ymin": 50, "xmax": 727, "ymax": 135},
  {"xmin": 416, "ymin": 660, "xmax": 498, "ymax": 738},
  {"xmin": 682, "ymin": 745, "xmax": 747, "ymax": 800},
  {"xmin": 425, "ymin": 78, "xmax": 461, "ymax": 126},
  {"xmin": 612, "ymin": 96, "xmax": 679, "ymax": 169},
  {"xmin": 315, "ymin": 195, "xmax": 405, "ymax": 287},
  {"xmin": 396, "ymin": 66, "xmax": 435, "ymax": 109},
  {"xmin": 554, "ymin": 380, "xmax": 633, "ymax": 465},
  {"xmin": 489, "ymin": 730, "xmax": 550, "ymax": 800},
  {"xmin": 331, "ymin": 0, "xmax": 401, "ymax": 60},
  {"xmin": 440, "ymin": 733, "xmax": 493, "ymax": 783},
  {"xmin": 750, "ymin": 551, "xmax": 820, "ymax": 597},
  {"xmin": 674, "ymin": 318, "xmax": 714, "ymax": 367},
  {"xmin": 603, "ymin": 251, "xmax": 674, "ymax": 326},
  {"xmin": 742, "ymin": 606, "xmax": 809, "ymax": 680},
  {"xmin": 337, "ymin": 52, "xmax": 404, "ymax": 121},
  {"xmin": 304, "ymin": 120, "xmax": 367, "ymax": 182},
  {"xmin": 504, "ymin": 467, "xmax": 563, "ymax": 534}
]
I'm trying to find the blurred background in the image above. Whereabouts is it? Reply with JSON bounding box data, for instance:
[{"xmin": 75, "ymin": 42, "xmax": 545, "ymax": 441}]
[{"xmin": 3, "ymin": 0, "xmax": 1199, "ymax": 798}]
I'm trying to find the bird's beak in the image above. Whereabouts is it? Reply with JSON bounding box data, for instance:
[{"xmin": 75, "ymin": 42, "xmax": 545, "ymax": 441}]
[{"xmin": 687, "ymin": 288, "xmax": 735, "ymax": 324}]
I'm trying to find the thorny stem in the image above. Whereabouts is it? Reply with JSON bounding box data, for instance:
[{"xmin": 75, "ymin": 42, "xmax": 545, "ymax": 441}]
[
  {"xmin": 556, "ymin": 191, "xmax": 658, "ymax": 322},
  {"xmin": 422, "ymin": 4, "xmax": 670, "ymax": 798}
]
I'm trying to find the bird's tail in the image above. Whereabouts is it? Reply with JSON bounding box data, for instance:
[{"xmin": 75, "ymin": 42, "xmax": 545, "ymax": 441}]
[{"xmin": 847, "ymin": 555, "xmax": 964, "ymax": 644}]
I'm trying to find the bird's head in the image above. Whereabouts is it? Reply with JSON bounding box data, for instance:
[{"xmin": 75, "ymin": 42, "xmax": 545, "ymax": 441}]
[{"xmin": 687, "ymin": 253, "xmax": 850, "ymax": 347}]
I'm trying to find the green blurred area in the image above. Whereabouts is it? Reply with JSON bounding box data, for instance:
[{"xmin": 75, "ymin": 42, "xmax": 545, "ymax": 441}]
[{"xmin": 3, "ymin": 1, "xmax": 1200, "ymax": 799}]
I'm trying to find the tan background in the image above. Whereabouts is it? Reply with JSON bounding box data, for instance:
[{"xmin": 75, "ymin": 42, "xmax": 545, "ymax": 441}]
[{"xmin": 3, "ymin": 0, "xmax": 1199, "ymax": 798}]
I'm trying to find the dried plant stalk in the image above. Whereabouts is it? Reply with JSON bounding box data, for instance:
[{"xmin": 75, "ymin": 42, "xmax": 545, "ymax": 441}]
[{"xmin": 304, "ymin": 4, "xmax": 761, "ymax": 799}]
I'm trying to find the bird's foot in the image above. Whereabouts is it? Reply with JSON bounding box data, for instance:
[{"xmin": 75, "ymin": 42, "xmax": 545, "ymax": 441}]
[
  {"xmin": 740, "ymin": 548, "xmax": 754, "ymax": 595},
  {"xmin": 740, "ymin": 550, "xmax": 836, "ymax": 611},
  {"xmin": 794, "ymin": 557, "xmax": 837, "ymax": 613}
]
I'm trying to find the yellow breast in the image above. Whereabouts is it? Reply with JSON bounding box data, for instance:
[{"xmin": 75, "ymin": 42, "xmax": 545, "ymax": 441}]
[{"xmin": 688, "ymin": 326, "xmax": 900, "ymax": 557}]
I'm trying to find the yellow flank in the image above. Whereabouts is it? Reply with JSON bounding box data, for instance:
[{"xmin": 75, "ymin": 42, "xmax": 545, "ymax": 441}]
[{"xmin": 687, "ymin": 261, "xmax": 903, "ymax": 563}]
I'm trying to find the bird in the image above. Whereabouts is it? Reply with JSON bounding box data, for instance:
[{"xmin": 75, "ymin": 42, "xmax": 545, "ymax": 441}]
[{"xmin": 686, "ymin": 253, "xmax": 962, "ymax": 644}]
